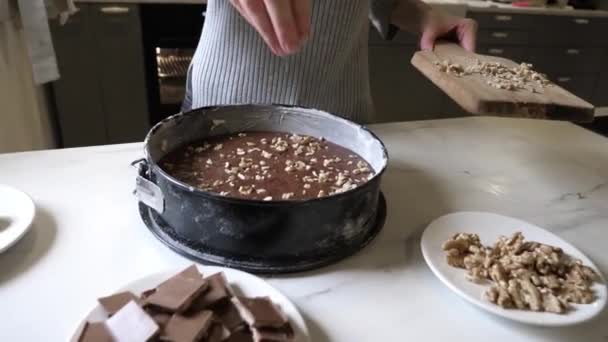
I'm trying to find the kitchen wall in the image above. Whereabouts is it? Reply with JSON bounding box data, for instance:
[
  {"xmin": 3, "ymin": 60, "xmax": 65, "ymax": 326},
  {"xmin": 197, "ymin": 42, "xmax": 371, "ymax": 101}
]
[{"xmin": 0, "ymin": 7, "xmax": 56, "ymax": 154}]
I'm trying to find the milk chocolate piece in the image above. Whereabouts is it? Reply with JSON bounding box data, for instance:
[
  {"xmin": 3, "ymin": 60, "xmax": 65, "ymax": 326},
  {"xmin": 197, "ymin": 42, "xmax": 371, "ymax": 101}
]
[
  {"xmin": 232, "ymin": 297, "xmax": 287, "ymax": 328},
  {"xmin": 163, "ymin": 310, "xmax": 214, "ymax": 342},
  {"xmin": 251, "ymin": 325, "xmax": 294, "ymax": 342},
  {"xmin": 205, "ymin": 322, "xmax": 231, "ymax": 342},
  {"xmin": 78, "ymin": 322, "xmax": 112, "ymax": 342},
  {"xmin": 190, "ymin": 273, "xmax": 232, "ymax": 310},
  {"xmin": 216, "ymin": 301, "xmax": 247, "ymax": 332},
  {"xmin": 146, "ymin": 275, "xmax": 208, "ymax": 313},
  {"xmin": 225, "ymin": 330, "xmax": 255, "ymax": 342},
  {"xmin": 98, "ymin": 291, "xmax": 141, "ymax": 316},
  {"xmin": 179, "ymin": 265, "xmax": 203, "ymax": 279},
  {"xmin": 105, "ymin": 301, "xmax": 159, "ymax": 342}
]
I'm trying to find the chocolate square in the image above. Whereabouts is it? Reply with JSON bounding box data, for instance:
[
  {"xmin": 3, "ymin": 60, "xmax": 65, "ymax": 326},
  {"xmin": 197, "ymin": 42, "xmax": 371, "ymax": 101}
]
[
  {"xmin": 178, "ymin": 265, "xmax": 202, "ymax": 279},
  {"xmin": 146, "ymin": 275, "xmax": 208, "ymax": 313},
  {"xmin": 213, "ymin": 300, "xmax": 247, "ymax": 332},
  {"xmin": 190, "ymin": 273, "xmax": 233, "ymax": 310},
  {"xmin": 232, "ymin": 297, "xmax": 287, "ymax": 328},
  {"xmin": 163, "ymin": 310, "xmax": 214, "ymax": 342},
  {"xmin": 98, "ymin": 291, "xmax": 141, "ymax": 316},
  {"xmin": 78, "ymin": 322, "xmax": 112, "ymax": 342},
  {"xmin": 105, "ymin": 301, "xmax": 159, "ymax": 341}
]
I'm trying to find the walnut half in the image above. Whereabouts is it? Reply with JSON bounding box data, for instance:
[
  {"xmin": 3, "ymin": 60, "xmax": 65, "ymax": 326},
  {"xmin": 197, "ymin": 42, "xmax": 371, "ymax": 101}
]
[{"xmin": 443, "ymin": 232, "xmax": 601, "ymax": 314}]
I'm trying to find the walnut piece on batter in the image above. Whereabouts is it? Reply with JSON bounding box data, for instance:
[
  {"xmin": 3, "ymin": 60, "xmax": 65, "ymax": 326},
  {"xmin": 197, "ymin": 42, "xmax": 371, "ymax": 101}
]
[{"xmin": 442, "ymin": 232, "xmax": 601, "ymax": 314}]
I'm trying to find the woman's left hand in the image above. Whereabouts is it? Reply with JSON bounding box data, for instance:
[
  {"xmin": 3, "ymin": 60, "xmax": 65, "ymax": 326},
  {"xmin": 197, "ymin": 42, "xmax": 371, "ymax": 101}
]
[{"xmin": 419, "ymin": 10, "xmax": 478, "ymax": 52}]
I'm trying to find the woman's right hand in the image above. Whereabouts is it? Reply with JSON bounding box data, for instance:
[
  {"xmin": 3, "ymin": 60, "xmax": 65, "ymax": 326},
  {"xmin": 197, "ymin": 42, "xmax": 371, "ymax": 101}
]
[{"xmin": 229, "ymin": 0, "xmax": 311, "ymax": 56}]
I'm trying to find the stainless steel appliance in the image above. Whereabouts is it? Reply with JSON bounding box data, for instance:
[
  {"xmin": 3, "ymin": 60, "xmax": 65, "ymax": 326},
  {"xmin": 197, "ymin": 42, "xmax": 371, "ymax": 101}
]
[{"xmin": 140, "ymin": 4, "xmax": 205, "ymax": 125}]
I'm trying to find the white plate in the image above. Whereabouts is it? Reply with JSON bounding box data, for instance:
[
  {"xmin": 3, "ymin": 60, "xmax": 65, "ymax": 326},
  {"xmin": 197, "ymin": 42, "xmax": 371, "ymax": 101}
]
[
  {"xmin": 71, "ymin": 265, "xmax": 310, "ymax": 341},
  {"xmin": 421, "ymin": 211, "xmax": 607, "ymax": 326},
  {"xmin": 0, "ymin": 184, "xmax": 36, "ymax": 253}
]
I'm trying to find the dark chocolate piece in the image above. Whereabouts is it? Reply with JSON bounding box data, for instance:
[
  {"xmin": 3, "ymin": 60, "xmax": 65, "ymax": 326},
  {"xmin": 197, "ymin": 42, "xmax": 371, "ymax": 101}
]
[
  {"xmin": 105, "ymin": 301, "xmax": 159, "ymax": 341},
  {"xmin": 78, "ymin": 322, "xmax": 112, "ymax": 342},
  {"xmin": 232, "ymin": 297, "xmax": 288, "ymax": 328},
  {"xmin": 205, "ymin": 322, "xmax": 231, "ymax": 342},
  {"xmin": 215, "ymin": 300, "xmax": 247, "ymax": 332},
  {"xmin": 146, "ymin": 275, "xmax": 208, "ymax": 313},
  {"xmin": 163, "ymin": 310, "xmax": 214, "ymax": 342},
  {"xmin": 98, "ymin": 291, "xmax": 141, "ymax": 316},
  {"xmin": 190, "ymin": 273, "xmax": 232, "ymax": 310}
]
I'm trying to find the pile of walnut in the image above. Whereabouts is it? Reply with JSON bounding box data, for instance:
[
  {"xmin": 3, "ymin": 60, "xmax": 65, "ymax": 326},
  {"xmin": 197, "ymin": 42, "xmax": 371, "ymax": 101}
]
[
  {"xmin": 434, "ymin": 59, "xmax": 551, "ymax": 93},
  {"xmin": 442, "ymin": 232, "xmax": 600, "ymax": 314}
]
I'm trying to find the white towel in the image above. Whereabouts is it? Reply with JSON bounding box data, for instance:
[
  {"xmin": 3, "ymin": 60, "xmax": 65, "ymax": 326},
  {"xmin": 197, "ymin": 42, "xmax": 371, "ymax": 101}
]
[{"xmin": 16, "ymin": 0, "xmax": 60, "ymax": 84}]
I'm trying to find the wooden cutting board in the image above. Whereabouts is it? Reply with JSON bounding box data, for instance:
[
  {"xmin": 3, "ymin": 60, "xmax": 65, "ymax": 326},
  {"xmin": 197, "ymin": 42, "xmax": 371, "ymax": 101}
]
[{"xmin": 411, "ymin": 42, "xmax": 595, "ymax": 122}]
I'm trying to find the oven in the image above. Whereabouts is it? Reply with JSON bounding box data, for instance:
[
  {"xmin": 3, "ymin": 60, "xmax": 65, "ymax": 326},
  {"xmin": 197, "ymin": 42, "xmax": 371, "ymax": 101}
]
[{"xmin": 140, "ymin": 3, "xmax": 206, "ymax": 125}]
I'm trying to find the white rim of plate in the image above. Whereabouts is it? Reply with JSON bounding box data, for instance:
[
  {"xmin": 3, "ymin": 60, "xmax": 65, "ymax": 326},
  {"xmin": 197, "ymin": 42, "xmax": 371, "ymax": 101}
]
[
  {"xmin": 0, "ymin": 184, "xmax": 36, "ymax": 253},
  {"xmin": 421, "ymin": 211, "xmax": 607, "ymax": 326}
]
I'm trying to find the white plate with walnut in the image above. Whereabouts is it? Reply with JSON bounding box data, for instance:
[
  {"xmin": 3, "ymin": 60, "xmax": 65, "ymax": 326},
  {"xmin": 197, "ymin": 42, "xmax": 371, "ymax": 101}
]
[
  {"xmin": 421, "ymin": 211, "xmax": 606, "ymax": 326},
  {"xmin": 71, "ymin": 264, "xmax": 309, "ymax": 342}
]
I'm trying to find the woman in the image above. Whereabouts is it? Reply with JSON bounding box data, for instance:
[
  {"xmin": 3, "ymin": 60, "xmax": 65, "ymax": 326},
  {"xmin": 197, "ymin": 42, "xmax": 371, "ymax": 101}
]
[{"xmin": 183, "ymin": 0, "xmax": 477, "ymax": 123}]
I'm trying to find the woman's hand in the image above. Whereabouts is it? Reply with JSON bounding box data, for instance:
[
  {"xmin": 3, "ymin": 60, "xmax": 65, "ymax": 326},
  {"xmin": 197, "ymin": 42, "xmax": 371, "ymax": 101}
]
[
  {"xmin": 229, "ymin": 0, "xmax": 311, "ymax": 56},
  {"xmin": 392, "ymin": 1, "xmax": 477, "ymax": 52},
  {"xmin": 419, "ymin": 10, "xmax": 478, "ymax": 52}
]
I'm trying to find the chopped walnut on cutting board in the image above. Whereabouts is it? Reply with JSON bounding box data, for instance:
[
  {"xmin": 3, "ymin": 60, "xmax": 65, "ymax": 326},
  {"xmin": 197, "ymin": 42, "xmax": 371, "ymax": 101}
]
[{"xmin": 443, "ymin": 232, "xmax": 601, "ymax": 314}]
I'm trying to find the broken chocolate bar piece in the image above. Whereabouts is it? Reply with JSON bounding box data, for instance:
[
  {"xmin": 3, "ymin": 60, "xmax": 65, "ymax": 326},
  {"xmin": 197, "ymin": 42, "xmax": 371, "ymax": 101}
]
[
  {"xmin": 105, "ymin": 301, "xmax": 159, "ymax": 342},
  {"xmin": 98, "ymin": 291, "xmax": 141, "ymax": 316},
  {"xmin": 205, "ymin": 322, "xmax": 232, "ymax": 342},
  {"xmin": 146, "ymin": 274, "xmax": 208, "ymax": 313},
  {"xmin": 232, "ymin": 297, "xmax": 288, "ymax": 328},
  {"xmin": 78, "ymin": 322, "xmax": 112, "ymax": 342},
  {"xmin": 190, "ymin": 273, "xmax": 233, "ymax": 310},
  {"xmin": 163, "ymin": 310, "xmax": 214, "ymax": 342},
  {"xmin": 215, "ymin": 300, "xmax": 247, "ymax": 332},
  {"xmin": 179, "ymin": 265, "xmax": 203, "ymax": 279},
  {"xmin": 251, "ymin": 325, "xmax": 295, "ymax": 342}
]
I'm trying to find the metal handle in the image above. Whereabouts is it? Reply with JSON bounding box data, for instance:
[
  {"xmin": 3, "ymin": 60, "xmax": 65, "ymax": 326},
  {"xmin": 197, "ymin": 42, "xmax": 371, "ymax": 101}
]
[
  {"xmin": 131, "ymin": 158, "xmax": 150, "ymax": 178},
  {"xmin": 100, "ymin": 6, "xmax": 130, "ymax": 14},
  {"xmin": 489, "ymin": 48, "xmax": 505, "ymax": 55},
  {"xmin": 495, "ymin": 15, "xmax": 512, "ymax": 22},
  {"xmin": 492, "ymin": 32, "xmax": 509, "ymax": 39},
  {"xmin": 566, "ymin": 49, "xmax": 580, "ymax": 55},
  {"xmin": 131, "ymin": 158, "xmax": 165, "ymax": 213},
  {"xmin": 558, "ymin": 77, "xmax": 572, "ymax": 83},
  {"xmin": 574, "ymin": 18, "xmax": 590, "ymax": 25}
]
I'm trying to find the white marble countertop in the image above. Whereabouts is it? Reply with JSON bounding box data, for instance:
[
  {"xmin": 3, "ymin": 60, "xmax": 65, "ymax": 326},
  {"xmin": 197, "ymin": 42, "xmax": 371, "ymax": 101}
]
[{"xmin": 1, "ymin": 117, "xmax": 608, "ymax": 341}]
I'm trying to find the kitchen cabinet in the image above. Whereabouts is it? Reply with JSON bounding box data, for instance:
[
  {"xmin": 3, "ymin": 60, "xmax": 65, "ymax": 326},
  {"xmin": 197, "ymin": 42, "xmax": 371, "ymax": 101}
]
[
  {"xmin": 367, "ymin": 8, "xmax": 608, "ymax": 136},
  {"xmin": 50, "ymin": 3, "xmax": 149, "ymax": 147},
  {"xmin": 368, "ymin": 29, "xmax": 464, "ymax": 122},
  {"xmin": 369, "ymin": 45, "xmax": 446, "ymax": 122}
]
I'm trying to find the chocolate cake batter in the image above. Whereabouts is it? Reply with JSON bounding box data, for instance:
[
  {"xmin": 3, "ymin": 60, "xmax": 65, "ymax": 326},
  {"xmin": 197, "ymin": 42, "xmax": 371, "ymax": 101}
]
[{"xmin": 161, "ymin": 131, "xmax": 374, "ymax": 201}]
